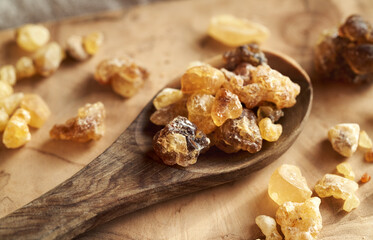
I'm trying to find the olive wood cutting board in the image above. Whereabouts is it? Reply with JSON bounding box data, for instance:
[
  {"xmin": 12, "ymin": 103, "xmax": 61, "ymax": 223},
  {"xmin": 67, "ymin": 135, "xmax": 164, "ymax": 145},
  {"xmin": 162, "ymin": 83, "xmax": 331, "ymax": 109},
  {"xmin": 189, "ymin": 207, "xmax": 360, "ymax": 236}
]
[{"xmin": 0, "ymin": 0, "xmax": 372, "ymax": 239}]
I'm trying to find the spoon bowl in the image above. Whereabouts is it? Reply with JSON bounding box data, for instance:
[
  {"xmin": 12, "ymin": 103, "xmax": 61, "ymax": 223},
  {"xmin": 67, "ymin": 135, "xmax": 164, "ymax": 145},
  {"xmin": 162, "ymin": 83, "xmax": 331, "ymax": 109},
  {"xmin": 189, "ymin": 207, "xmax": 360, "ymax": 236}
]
[{"xmin": 0, "ymin": 50, "xmax": 312, "ymax": 240}]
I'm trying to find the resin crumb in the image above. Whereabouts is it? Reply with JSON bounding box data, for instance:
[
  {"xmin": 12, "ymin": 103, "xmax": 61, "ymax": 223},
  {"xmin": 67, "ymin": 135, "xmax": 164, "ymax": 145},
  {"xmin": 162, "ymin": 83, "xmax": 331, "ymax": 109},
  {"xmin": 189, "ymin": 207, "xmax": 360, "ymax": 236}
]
[
  {"xmin": 255, "ymin": 215, "xmax": 282, "ymax": 240},
  {"xmin": 328, "ymin": 123, "xmax": 360, "ymax": 157}
]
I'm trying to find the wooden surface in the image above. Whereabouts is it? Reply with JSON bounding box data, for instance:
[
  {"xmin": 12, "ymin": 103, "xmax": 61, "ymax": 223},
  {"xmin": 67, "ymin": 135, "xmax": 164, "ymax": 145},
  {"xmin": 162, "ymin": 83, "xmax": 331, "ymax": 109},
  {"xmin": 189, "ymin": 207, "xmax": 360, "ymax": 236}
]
[{"xmin": 0, "ymin": 0, "xmax": 372, "ymax": 239}]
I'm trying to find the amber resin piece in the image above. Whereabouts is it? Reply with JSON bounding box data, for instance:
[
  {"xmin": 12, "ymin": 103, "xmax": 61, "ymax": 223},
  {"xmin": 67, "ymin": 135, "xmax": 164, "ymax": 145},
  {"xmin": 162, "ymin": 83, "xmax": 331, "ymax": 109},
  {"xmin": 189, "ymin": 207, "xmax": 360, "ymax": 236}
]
[
  {"xmin": 258, "ymin": 117, "xmax": 282, "ymax": 142},
  {"xmin": 359, "ymin": 130, "xmax": 373, "ymax": 150},
  {"xmin": 0, "ymin": 93, "xmax": 24, "ymax": 115},
  {"xmin": 328, "ymin": 123, "xmax": 360, "ymax": 157},
  {"xmin": 181, "ymin": 65, "xmax": 226, "ymax": 95},
  {"xmin": 50, "ymin": 102, "xmax": 105, "ymax": 142},
  {"xmin": 20, "ymin": 94, "xmax": 51, "ymax": 128},
  {"xmin": 276, "ymin": 197, "xmax": 322, "ymax": 240},
  {"xmin": 360, "ymin": 173, "xmax": 371, "ymax": 183},
  {"xmin": 339, "ymin": 15, "xmax": 373, "ymax": 43},
  {"xmin": 0, "ymin": 108, "xmax": 9, "ymax": 132},
  {"xmin": 255, "ymin": 215, "xmax": 282, "ymax": 240},
  {"xmin": 0, "ymin": 81, "xmax": 13, "ymax": 99},
  {"xmin": 153, "ymin": 116, "xmax": 210, "ymax": 167},
  {"xmin": 223, "ymin": 43, "xmax": 267, "ymax": 71},
  {"xmin": 365, "ymin": 150, "xmax": 373, "ymax": 162},
  {"xmin": 153, "ymin": 88, "xmax": 184, "ymax": 110},
  {"xmin": 268, "ymin": 164, "xmax": 312, "ymax": 206},
  {"xmin": 315, "ymin": 174, "xmax": 360, "ymax": 212},
  {"xmin": 16, "ymin": 57, "xmax": 36, "ymax": 79},
  {"xmin": 0, "ymin": 65, "xmax": 17, "ymax": 86},
  {"xmin": 150, "ymin": 97, "xmax": 188, "ymax": 126},
  {"xmin": 83, "ymin": 32, "xmax": 104, "ymax": 55},
  {"xmin": 207, "ymin": 15, "xmax": 269, "ymax": 47},
  {"xmin": 66, "ymin": 35, "xmax": 89, "ymax": 61},
  {"xmin": 211, "ymin": 88, "xmax": 242, "ymax": 127},
  {"xmin": 336, "ymin": 162, "xmax": 355, "ymax": 180},
  {"xmin": 2, "ymin": 108, "xmax": 31, "ymax": 148},
  {"xmin": 214, "ymin": 109, "xmax": 262, "ymax": 153},
  {"xmin": 33, "ymin": 42, "xmax": 65, "ymax": 77},
  {"xmin": 257, "ymin": 103, "xmax": 284, "ymax": 123},
  {"xmin": 187, "ymin": 93, "xmax": 216, "ymax": 134},
  {"xmin": 16, "ymin": 24, "xmax": 50, "ymax": 52},
  {"xmin": 95, "ymin": 57, "xmax": 148, "ymax": 97}
]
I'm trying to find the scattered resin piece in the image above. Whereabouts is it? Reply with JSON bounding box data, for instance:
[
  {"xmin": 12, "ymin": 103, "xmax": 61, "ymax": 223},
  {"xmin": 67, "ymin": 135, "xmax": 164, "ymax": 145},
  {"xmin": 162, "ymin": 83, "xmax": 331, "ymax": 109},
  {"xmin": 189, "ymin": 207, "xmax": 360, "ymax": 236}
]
[
  {"xmin": 95, "ymin": 57, "xmax": 148, "ymax": 97},
  {"xmin": 315, "ymin": 173, "xmax": 360, "ymax": 212},
  {"xmin": 50, "ymin": 102, "xmax": 105, "ymax": 142},
  {"xmin": 276, "ymin": 197, "xmax": 322, "ymax": 240},
  {"xmin": 214, "ymin": 109, "xmax": 262, "ymax": 153},
  {"xmin": 255, "ymin": 215, "xmax": 282, "ymax": 240},
  {"xmin": 0, "ymin": 81, "xmax": 13, "ymax": 99},
  {"xmin": 83, "ymin": 32, "xmax": 104, "ymax": 55},
  {"xmin": 0, "ymin": 108, "xmax": 9, "ymax": 132},
  {"xmin": 181, "ymin": 65, "xmax": 226, "ymax": 95},
  {"xmin": 208, "ymin": 15, "xmax": 269, "ymax": 47},
  {"xmin": 0, "ymin": 93, "xmax": 24, "ymax": 115},
  {"xmin": 16, "ymin": 24, "xmax": 50, "ymax": 52},
  {"xmin": 365, "ymin": 150, "xmax": 373, "ymax": 162},
  {"xmin": 20, "ymin": 94, "xmax": 50, "ymax": 128},
  {"xmin": 15, "ymin": 57, "xmax": 36, "ymax": 79},
  {"xmin": 2, "ymin": 108, "xmax": 31, "ymax": 148},
  {"xmin": 328, "ymin": 123, "xmax": 360, "ymax": 157},
  {"xmin": 0, "ymin": 65, "xmax": 17, "ymax": 86},
  {"xmin": 33, "ymin": 42, "xmax": 65, "ymax": 77},
  {"xmin": 336, "ymin": 162, "xmax": 355, "ymax": 180},
  {"xmin": 359, "ymin": 130, "xmax": 373, "ymax": 150},
  {"xmin": 315, "ymin": 15, "xmax": 373, "ymax": 83},
  {"xmin": 153, "ymin": 116, "xmax": 210, "ymax": 167},
  {"xmin": 223, "ymin": 43, "xmax": 267, "ymax": 71},
  {"xmin": 153, "ymin": 88, "xmax": 184, "ymax": 110},
  {"xmin": 211, "ymin": 88, "xmax": 242, "ymax": 127},
  {"xmin": 187, "ymin": 93, "xmax": 216, "ymax": 134},
  {"xmin": 150, "ymin": 97, "xmax": 188, "ymax": 126},
  {"xmin": 258, "ymin": 117, "xmax": 282, "ymax": 142},
  {"xmin": 257, "ymin": 103, "xmax": 284, "ymax": 122},
  {"xmin": 360, "ymin": 173, "xmax": 371, "ymax": 183},
  {"xmin": 268, "ymin": 164, "xmax": 312, "ymax": 206},
  {"xmin": 66, "ymin": 35, "xmax": 89, "ymax": 61}
]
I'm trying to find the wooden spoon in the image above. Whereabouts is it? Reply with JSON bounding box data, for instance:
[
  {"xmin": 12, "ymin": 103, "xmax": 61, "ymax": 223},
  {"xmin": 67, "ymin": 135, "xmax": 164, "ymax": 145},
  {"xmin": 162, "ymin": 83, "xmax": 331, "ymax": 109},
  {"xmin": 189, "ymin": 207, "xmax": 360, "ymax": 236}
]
[{"xmin": 0, "ymin": 50, "xmax": 312, "ymax": 240}]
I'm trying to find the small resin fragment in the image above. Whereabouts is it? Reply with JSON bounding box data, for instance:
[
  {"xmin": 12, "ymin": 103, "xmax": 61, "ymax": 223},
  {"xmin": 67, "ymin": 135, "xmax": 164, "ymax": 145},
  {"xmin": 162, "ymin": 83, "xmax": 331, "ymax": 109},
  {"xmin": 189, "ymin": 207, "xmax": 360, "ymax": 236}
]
[
  {"xmin": 336, "ymin": 162, "xmax": 355, "ymax": 180},
  {"xmin": 365, "ymin": 150, "xmax": 373, "ymax": 162},
  {"xmin": 208, "ymin": 15, "xmax": 269, "ymax": 47},
  {"xmin": 150, "ymin": 97, "xmax": 188, "ymax": 126},
  {"xmin": 211, "ymin": 88, "xmax": 242, "ymax": 127},
  {"xmin": 0, "ymin": 108, "xmax": 9, "ymax": 132},
  {"xmin": 16, "ymin": 24, "xmax": 50, "ymax": 52},
  {"xmin": 258, "ymin": 118, "xmax": 282, "ymax": 142},
  {"xmin": 268, "ymin": 164, "xmax": 312, "ymax": 205},
  {"xmin": 50, "ymin": 102, "xmax": 105, "ymax": 142},
  {"xmin": 20, "ymin": 94, "xmax": 50, "ymax": 128},
  {"xmin": 2, "ymin": 108, "xmax": 31, "ymax": 148},
  {"xmin": 33, "ymin": 42, "xmax": 65, "ymax": 77},
  {"xmin": 187, "ymin": 93, "xmax": 216, "ymax": 134},
  {"xmin": 153, "ymin": 116, "xmax": 210, "ymax": 167},
  {"xmin": 257, "ymin": 103, "xmax": 284, "ymax": 123},
  {"xmin": 0, "ymin": 92, "xmax": 24, "ymax": 115},
  {"xmin": 358, "ymin": 130, "xmax": 373, "ymax": 150},
  {"xmin": 181, "ymin": 65, "xmax": 226, "ymax": 95},
  {"xmin": 66, "ymin": 35, "xmax": 89, "ymax": 61},
  {"xmin": 214, "ymin": 109, "xmax": 262, "ymax": 153},
  {"xmin": 314, "ymin": 173, "xmax": 360, "ymax": 212},
  {"xmin": 255, "ymin": 215, "xmax": 282, "ymax": 240},
  {"xmin": 0, "ymin": 65, "xmax": 17, "ymax": 86},
  {"xmin": 0, "ymin": 81, "xmax": 13, "ymax": 99},
  {"xmin": 95, "ymin": 57, "xmax": 148, "ymax": 97},
  {"xmin": 153, "ymin": 88, "xmax": 184, "ymax": 110},
  {"xmin": 276, "ymin": 197, "xmax": 322, "ymax": 240},
  {"xmin": 15, "ymin": 57, "xmax": 36, "ymax": 79},
  {"xmin": 223, "ymin": 43, "xmax": 267, "ymax": 71},
  {"xmin": 339, "ymin": 14, "xmax": 373, "ymax": 43},
  {"xmin": 360, "ymin": 173, "xmax": 371, "ymax": 183},
  {"xmin": 328, "ymin": 123, "xmax": 360, "ymax": 157},
  {"xmin": 83, "ymin": 32, "xmax": 104, "ymax": 55}
]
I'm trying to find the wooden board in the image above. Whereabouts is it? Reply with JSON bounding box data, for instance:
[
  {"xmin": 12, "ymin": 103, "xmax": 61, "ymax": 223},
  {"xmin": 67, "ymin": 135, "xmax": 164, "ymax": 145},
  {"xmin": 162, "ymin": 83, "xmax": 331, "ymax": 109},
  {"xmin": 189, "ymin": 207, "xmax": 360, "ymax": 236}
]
[{"xmin": 0, "ymin": 0, "xmax": 372, "ymax": 239}]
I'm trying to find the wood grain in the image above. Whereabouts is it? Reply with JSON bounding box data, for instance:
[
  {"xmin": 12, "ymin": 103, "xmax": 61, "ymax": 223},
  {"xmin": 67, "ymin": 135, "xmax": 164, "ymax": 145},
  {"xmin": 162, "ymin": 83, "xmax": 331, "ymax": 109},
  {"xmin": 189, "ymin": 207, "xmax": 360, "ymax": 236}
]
[{"xmin": 0, "ymin": 0, "xmax": 372, "ymax": 239}]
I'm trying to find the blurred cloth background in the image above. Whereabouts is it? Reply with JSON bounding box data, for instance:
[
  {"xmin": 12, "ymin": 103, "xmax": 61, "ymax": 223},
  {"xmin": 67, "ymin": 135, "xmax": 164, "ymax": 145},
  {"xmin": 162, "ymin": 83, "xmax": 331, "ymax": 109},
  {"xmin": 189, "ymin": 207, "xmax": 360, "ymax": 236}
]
[{"xmin": 0, "ymin": 0, "xmax": 160, "ymax": 30}]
